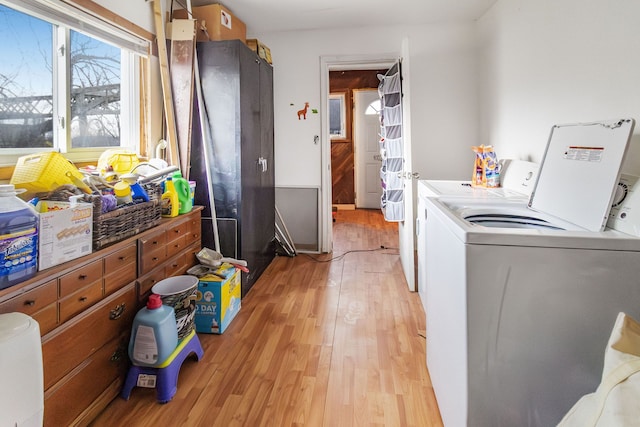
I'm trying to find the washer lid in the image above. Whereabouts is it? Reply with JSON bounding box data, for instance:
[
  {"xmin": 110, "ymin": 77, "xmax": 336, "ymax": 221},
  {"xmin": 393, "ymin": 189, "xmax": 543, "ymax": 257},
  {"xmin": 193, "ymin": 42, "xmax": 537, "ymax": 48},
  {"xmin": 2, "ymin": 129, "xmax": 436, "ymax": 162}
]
[{"xmin": 529, "ymin": 118, "xmax": 635, "ymax": 231}]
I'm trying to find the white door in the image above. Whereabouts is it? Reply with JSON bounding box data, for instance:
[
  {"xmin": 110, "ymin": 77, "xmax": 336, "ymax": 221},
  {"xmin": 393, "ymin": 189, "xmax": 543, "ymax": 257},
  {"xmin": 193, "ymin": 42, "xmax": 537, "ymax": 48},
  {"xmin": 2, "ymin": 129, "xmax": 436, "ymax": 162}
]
[
  {"xmin": 354, "ymin": 89, "xmax": 382, "ymax": 209},
  {"xmin": 397, "ymin": 43, "xmax": 416, "ymax": 292}
]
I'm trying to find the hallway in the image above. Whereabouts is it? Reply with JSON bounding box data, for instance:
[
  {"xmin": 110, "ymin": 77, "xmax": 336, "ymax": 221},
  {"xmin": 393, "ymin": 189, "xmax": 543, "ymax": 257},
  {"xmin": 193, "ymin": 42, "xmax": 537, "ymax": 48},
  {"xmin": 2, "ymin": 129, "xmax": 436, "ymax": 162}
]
[{"xmin": 91, "ymin": 209, "xmax": 442, "ymax": 426}]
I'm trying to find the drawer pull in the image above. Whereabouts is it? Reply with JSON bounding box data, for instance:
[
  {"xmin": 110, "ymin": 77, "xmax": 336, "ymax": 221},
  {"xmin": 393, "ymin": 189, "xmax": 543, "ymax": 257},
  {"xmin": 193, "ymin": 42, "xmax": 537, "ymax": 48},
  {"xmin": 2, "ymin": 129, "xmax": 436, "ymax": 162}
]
[
  {"xmin": 110, "ymin": 303, "xmax": 126, "ymax": 320},
  {"xmin": 24, "ymin": 300, "xmax": 36, "ymax": 307},
  {"xmin": 152, "ymin": 240, "xmax": 159, "ymax": 245},
  {"xmin": 152, "ymin": 257, "xmax": 159, "ymax": 261},
  {"xmin": 110, "ymin": 345, "xmax": 126, "ymax": 363},
  {"xmin": 79, "ymin": 296, "xmax": 88, "ymax": 302},
  {"xmin": 79, "ymin": 274, "xmax": 87, "ymax": 280},
  {"xmin": 119, "ymin": 256, "xmax": 126, "ymax": 261}
]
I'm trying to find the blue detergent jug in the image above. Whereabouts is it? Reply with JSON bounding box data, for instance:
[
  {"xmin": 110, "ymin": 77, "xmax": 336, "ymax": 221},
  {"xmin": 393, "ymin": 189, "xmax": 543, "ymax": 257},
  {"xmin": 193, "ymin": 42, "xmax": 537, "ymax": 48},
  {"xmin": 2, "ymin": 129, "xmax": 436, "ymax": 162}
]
[
  {"xmin": 128, "ymin": 294, "xmax": 178, "ymax": 367},
  {"xmin": 0, "ymin": 185, "xmax": 38, "ymax": 290}
]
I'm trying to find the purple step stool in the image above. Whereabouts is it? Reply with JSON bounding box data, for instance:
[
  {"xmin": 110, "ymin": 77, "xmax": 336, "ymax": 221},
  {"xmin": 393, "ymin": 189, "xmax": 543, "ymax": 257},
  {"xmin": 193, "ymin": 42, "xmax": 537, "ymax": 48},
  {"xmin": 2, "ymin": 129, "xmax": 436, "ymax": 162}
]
[{"xmin": 121, "ymin": 329, "xmax": 204, "ymax": 404}]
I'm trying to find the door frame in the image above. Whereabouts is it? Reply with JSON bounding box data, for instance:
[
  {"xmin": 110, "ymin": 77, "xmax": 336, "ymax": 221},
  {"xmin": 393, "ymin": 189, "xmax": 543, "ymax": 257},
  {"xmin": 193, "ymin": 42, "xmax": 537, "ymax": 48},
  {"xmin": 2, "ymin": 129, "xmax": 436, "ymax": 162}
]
[{"xmin": 320, "ymin": 54, "xmax": 398, "ymax": 253}]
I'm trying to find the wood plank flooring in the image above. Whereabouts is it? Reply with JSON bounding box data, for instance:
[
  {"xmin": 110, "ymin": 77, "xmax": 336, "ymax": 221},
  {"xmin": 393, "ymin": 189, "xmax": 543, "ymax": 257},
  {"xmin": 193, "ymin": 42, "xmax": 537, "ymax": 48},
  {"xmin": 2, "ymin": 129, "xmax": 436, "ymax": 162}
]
[{"xmin": 90, "ymin": 209, "xmax": 443, "ymax": 426}]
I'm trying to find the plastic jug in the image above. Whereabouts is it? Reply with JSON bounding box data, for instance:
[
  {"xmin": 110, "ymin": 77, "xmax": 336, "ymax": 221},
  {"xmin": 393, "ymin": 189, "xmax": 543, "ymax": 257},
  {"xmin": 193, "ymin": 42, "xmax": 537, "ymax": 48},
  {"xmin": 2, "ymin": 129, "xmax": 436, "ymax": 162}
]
[
  {"xmin": 0, "ymin": 185, "xmax": 38, "ymax": 290},
  {"xmin": 172, "ymin": 172, "xmax": 193, "ymax": 214},
  {"xmin": 128, "ymin": 294, "xmax": 178, "ymax": 367},
  {"xmin": 161, "ymin": 177, "xmax": 179, "ymax": 218}
]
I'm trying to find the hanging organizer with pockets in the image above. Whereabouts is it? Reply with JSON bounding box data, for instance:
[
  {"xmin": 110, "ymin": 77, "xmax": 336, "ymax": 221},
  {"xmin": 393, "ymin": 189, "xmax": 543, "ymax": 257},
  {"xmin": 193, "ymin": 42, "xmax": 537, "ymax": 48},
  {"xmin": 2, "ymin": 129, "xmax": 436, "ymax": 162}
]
[{"xmin": 378, "ymin": 61, "xmax": 404, "ymax": 222}]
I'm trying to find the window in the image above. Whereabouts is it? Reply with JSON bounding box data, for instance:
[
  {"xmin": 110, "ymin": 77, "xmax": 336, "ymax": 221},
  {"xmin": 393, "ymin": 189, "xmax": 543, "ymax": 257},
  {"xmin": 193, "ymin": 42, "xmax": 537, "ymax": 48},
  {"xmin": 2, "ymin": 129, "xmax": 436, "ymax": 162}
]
[
  {"xmin": 0, "ymin": 1, "xmax": 147, "ymax": 166},
  {"xmin": 365, "ymin": 99, "xmax": 381, "ymax": 115},
  {"xmin": 329, "ymin": 93, "xmax": 347, "ymax": 140}
]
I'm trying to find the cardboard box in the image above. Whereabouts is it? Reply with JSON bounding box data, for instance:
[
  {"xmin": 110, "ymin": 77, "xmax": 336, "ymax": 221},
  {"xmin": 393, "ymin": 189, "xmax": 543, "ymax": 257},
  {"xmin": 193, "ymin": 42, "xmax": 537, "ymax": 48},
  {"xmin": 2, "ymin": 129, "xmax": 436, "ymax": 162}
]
[
  {"xmin": 194, "ymin": 264, "xmax": 241, "ymax": 334},
  {"xmin": 246, "ymin": 39, "xmax": 272, "ymax": 64},
  {"xmin": 174, "ymin": 4, "xmax": 246, "ymax": 43},
  {"xmin": 38, "ymin": 201, "xmax": 93, "ymax": 270}
]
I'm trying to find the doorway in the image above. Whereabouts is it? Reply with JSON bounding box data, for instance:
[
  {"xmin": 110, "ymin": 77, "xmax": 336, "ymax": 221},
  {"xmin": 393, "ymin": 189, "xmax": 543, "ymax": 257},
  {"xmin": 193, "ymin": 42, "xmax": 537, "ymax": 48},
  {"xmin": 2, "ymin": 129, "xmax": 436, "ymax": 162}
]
[
  {"xmin": 329, "ymin": 70, "xmax": 386, "ymax": 209},
  {"xmin": 321, "ymin": 50, "xmax": 415, "ymax": 292}
]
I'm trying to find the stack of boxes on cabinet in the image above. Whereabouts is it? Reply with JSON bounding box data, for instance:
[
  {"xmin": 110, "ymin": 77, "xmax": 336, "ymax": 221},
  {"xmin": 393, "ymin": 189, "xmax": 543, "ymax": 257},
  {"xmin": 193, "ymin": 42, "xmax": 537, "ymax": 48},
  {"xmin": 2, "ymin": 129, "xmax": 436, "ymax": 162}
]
[{"xmin": 174, "ymin": 2, "xmax": 272, "ymax": 64}]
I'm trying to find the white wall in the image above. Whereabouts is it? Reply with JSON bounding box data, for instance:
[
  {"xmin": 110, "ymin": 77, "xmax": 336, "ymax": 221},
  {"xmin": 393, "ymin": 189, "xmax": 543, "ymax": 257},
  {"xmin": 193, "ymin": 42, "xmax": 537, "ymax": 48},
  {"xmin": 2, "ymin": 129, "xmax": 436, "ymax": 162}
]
[
  {"xmin": 259, "ymin": 27, "xmax": 403, "ymax": 188},
  {"xmin": 258, "ymin": 22, "xmax": 479, "ymax": 189},
  {"xmin": 403, "ymin": 23, "xmax": 479, "ymax": 181},
  {"xmin": 477, "ymin": 0, "xmax": 640, "ymax": 173},
  {"xmin": 93, "ymin": 0, "xmax": 155, "ymax": 33}
]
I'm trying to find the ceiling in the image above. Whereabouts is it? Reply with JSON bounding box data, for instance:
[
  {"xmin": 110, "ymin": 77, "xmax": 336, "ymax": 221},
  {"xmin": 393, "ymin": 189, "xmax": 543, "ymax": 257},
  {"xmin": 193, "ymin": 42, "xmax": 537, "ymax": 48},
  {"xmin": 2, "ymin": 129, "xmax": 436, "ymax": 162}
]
[{"xmin": 188, "ymin": 0, "xmax": 498, "ymax": 34}]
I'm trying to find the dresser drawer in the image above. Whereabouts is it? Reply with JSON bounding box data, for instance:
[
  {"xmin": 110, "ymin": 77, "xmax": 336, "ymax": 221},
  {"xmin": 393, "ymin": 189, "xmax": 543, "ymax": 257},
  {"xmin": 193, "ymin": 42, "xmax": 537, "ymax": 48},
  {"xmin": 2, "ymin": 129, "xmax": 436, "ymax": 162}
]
[
  {"xmin": 43, "ymin": 284, "xmax": 136, "ymax": 390},
  {"xmin": 44, "ymin": 334, "xmax": 129, "ymax": 427},
  {"xmin": 166, "ymin": 234, "xmax": 187, "ymax": 259},
  {"xmin": 187, "ymin": 210, "xmax": 202, "ymax": 241},
  {"xmin": 0, "ymin": 279, "xmax": 57, "ymax": 316},
  {"xmin": 139, "ymin": 246, "xmax": 167, "ymax": 275},
  {"xmin": 139, "ymin": 227, "xmax": 167, "ymax": 255},
  {"xmin": 104, "ymin": 244, "xmax": 136, "ymax": 272},
  {"xmin": 138, "ymin": 228, "xmax": 168, "ymax": 275},
  {"xmin": 167, "ymin": 220, "xmax": 189, "ymax": 244},
  {"xmin": 165, "ymin": 252, "xmax": 189, "ymax": 277},
  {"xmin": 33, "ymin": 303, "xmax": 58, "ymax": 336},
  {"xmin": 58, "ymin": 279, "xmax": 104, "ymax": 323},
  {"xmin": 103, "ymin": 244, "xmax": 137, "ymax": 297},
  {"xmin": 136, "ymin": 268, "xmax": 167, "ymax": 302},
  {"xmin": 104, "ymin": 265, "xmax": 136, "ymax": 297},
  {"xmin": 59, "ymin": 260, "xmax": 102, "ymax": 297}
]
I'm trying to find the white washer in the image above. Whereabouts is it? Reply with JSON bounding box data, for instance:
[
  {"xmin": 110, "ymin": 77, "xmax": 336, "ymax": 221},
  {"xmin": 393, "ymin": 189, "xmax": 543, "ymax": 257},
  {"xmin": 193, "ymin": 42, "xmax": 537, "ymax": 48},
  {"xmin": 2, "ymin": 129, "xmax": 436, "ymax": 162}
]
[
  {"xmin": 417, "ymin": 160, "xmax": 540, "ymax": 309},
  {"xmin": 424, "ymin": 119, "xmax": 639, "ymax": 427}
]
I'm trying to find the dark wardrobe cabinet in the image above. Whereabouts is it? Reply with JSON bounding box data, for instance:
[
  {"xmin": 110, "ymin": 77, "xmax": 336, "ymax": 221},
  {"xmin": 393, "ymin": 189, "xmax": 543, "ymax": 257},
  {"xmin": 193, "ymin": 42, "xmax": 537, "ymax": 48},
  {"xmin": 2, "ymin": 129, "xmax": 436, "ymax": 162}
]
[{"xmin": 190, "ymin": 40, "xmax": 275, "ymax": 297}]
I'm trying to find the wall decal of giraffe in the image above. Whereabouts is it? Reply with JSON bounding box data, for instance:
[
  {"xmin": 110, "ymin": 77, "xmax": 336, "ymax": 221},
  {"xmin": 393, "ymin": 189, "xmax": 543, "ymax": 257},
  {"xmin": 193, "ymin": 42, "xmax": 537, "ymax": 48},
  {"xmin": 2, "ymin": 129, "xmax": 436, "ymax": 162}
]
[{"xmin": 297, "ymin": 102, "xmax": 310, "ymax": 120}]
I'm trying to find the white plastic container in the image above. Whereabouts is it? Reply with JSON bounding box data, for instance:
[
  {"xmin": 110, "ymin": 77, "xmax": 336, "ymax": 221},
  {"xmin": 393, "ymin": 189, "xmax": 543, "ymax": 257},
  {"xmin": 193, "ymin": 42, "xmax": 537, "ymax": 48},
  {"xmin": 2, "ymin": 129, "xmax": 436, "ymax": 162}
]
[
  {"xmin": 128, "ymin": 294, "xmax": 178, "ymax": 367},
  {"xmin": 0, "ymin": 184, "xmax": 38, "ymax": 289},
  {"xmin": 0, "ymin": 312, "xmax": 43, "ymax": 427}
]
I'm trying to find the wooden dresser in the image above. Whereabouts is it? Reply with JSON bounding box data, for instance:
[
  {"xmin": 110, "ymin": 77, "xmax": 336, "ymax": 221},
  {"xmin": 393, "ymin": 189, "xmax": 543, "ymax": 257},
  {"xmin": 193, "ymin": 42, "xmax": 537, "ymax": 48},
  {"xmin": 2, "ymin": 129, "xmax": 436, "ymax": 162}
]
[{"xmin": 0, "ymin": 207, "xmax": 202, "ymax": 426}]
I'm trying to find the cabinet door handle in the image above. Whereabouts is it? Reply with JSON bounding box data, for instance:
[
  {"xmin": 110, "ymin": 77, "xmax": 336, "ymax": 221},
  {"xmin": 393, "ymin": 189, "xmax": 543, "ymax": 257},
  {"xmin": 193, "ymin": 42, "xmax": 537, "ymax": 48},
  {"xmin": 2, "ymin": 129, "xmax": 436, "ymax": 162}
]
[
  {"xmin": 110, "ymin": 303, "xmax": 126, "ymax": 320},
  {"xmin": 258, "ymin": 157, "xmax": 268, "ymax": 172}
]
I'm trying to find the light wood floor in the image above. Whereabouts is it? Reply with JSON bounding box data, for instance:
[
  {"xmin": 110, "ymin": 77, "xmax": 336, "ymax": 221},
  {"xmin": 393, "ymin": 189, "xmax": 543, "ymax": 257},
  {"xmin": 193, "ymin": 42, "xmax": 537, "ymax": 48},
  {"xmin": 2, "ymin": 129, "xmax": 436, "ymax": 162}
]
[{"xmin": 91, "ymin": 209, "xmax": 443, "ymax": 426}]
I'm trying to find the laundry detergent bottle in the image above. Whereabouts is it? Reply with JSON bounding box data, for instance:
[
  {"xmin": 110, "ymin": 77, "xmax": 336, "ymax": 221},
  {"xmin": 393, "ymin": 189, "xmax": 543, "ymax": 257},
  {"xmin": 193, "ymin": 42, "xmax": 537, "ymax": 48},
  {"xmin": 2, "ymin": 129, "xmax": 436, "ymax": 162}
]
[
  {"xmin": 128, "ymin": 294, "xmax": 178, "ymax": 367},
  {"xmin": 0, "ymin": 184, "xmax": 38, "ymax": 290},
  {"xmin": 171, "ymin": 172, "xmax": 193, "ymax": 214},
  {"xmin": 161, "ymin": 177, "xmax": 179, "ymax": 218}
]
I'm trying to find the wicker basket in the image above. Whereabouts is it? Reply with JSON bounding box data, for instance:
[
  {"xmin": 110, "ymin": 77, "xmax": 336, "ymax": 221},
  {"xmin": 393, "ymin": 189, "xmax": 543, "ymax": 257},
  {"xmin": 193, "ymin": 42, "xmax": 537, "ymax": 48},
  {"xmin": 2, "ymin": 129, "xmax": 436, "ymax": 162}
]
[
  {"xmin": 39, "ymin": 183, "xmax": 163, "ymax": 250},
  {"xmin": 91, "ymin": 183, "xmax": 162, "ymax": 250}
]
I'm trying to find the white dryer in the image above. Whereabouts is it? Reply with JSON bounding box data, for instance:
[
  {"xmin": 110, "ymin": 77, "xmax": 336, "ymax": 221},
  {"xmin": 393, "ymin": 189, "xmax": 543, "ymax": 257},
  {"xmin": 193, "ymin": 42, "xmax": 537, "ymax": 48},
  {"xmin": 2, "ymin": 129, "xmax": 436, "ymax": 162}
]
[{"xmin": 424, "ymin": 119, "xmax": 639, "ymax": 427}]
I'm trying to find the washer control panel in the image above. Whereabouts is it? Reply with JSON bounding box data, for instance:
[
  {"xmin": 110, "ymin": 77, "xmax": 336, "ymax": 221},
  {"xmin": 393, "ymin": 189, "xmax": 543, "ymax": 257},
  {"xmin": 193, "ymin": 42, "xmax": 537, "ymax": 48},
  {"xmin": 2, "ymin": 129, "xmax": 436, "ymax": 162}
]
[{"xmin": 608, "ymin": 174, "xmax": 640, "ymax": 235}]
